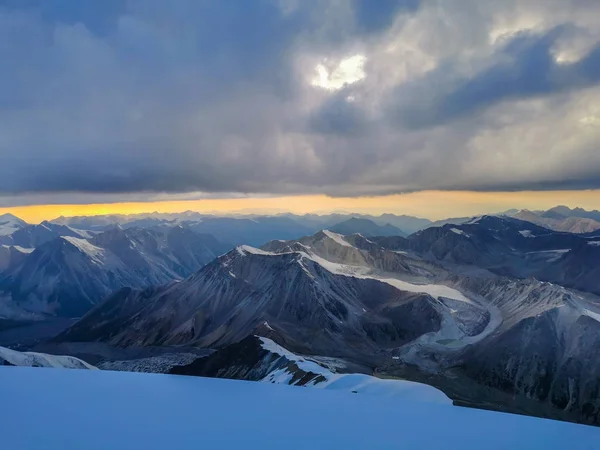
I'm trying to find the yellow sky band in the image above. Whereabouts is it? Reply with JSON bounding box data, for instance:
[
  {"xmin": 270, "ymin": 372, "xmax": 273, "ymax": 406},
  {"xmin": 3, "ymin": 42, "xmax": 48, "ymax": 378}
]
[{"xmin": 2, "ymin": 190, "xmax": 600, "ymax": 224}]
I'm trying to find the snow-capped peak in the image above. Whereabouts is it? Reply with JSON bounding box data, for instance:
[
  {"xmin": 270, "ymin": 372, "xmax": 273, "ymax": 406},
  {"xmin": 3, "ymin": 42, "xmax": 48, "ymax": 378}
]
[{"xmin": 0, "ymin": 213, "xmax": 27, "ymax": 236}]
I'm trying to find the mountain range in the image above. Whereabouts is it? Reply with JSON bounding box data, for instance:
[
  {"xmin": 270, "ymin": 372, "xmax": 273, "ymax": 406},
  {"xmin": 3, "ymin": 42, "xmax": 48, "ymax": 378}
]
[
  {"xmin": 510, "ymin": 207, "xmax": 600, "ymax": 233},
  {"xmin": 3, "ymin": 205, "xmax": 600, "ymax": 427},
  {"xmin": 0, "ymin": 226, "xmax": 228, "ymax": 318},
  {"xmin": 53, "ymin": 218, "xmax": 600, "ymax": 426}
]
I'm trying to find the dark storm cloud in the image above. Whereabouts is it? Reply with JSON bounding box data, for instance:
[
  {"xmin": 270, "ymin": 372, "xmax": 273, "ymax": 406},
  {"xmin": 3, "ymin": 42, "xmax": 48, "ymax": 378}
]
[
  {"xmin": 2, "ymin": 0, "xmax": 600, "ymax": 204},
  {"xmin": 308, "ymin": 88, "xmax": 371, "ymax": 136},
  {"xmin": 353, "ymin": 0, "xmax": 420, "ymax": 33},
  {"xmin": 394, "ymin": 26, "xmax": 600, "ymax": 128}
]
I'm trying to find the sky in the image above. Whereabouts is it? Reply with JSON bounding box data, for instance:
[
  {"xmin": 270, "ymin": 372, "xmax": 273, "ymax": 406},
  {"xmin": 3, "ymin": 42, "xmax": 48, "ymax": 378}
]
[{"xmin": 2, "ymin": 0, "xmax": 600, "ymax": 221}]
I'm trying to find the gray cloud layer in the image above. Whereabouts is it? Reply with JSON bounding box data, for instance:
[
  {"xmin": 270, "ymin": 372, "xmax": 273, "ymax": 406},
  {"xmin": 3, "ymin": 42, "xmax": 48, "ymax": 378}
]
[{"xmin": 2, "ymin": 0, "xmax": 600, "ymax": 205}]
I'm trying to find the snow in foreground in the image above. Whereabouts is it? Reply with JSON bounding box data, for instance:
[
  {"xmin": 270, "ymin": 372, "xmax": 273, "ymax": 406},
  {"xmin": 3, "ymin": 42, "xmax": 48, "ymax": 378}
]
[
  {"xmin": 1, "ymin": 367, "xmax": 599, "ymax": 450},
  {"xmin": 259, "ymin": 337, "xmax": 451, "ymax": 405}
]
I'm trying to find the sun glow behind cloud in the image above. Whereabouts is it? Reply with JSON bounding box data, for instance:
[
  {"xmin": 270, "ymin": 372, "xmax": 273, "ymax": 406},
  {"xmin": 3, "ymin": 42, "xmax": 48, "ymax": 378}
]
[{"xmin": 311, "ymin": 54, "xmax": 367, "ymax": 90}]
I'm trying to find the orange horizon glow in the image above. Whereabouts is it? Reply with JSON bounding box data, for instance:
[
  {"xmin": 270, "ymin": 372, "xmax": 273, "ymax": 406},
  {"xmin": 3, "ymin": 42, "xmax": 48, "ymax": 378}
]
[{"xmin": 2, "ymin": 190, "xmax": 600, "ymax": 224}]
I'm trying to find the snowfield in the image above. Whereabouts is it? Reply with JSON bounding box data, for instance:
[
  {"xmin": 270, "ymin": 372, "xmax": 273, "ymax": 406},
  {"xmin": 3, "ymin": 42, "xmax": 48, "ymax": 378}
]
[
  {"xmin": 0, "ymin": 346, "xmax": 97, "ymax": 370},
  {"xmin": 1, "ymin": 367, "xmax": 599, "ymax": 450}
]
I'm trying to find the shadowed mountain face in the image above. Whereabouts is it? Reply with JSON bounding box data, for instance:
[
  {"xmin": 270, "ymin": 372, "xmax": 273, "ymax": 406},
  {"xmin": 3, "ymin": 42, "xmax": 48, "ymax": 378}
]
[
  {"xmin": 57, "ymin": 242, "xmax": 445, "ymax": 360},
  {"xmin": 0, "ymin": 226, "xmax": 228, "ymax": 318},
  {"xmin": 329, "ymin": 217, "xmax": 406, "ymax": 237}
]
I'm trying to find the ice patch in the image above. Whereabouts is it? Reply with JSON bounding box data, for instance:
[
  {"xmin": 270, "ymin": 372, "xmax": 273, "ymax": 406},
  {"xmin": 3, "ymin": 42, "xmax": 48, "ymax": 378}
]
[
  {"xmin": 322, "ymin": 230, "xmax": 353, "ymax": 247},
  {"xmin": 466, "ymin": 216, "xmax": 484, "ymax": 224},
  {"xmin": 588, "ymin": 241, "xmax": 600, "ymax": 247},
  {"xmin": 450, "ymin": 228, "xmax": 468, "ymax": 237},
  {"xmin": 12, "ymin": 245, "xmax": 34, "ymax": 253},
  {"xmin": 519, "ymin": 230, "xmax": 534, "ymax": 238},
  {"xmin": 376, "ymin": 278, "xmax": 473, "ymax": 305}
]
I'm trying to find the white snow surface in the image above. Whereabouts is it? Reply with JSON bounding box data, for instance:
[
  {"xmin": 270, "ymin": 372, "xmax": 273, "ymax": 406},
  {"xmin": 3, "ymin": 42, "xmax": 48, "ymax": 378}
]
[
  {"xmin": 0, "ymin": 214, "xmax": 25, "ymax": 236},
  {"xmin": 322, "ymin": 229, "xmax": 353, "ymax": 247},
  {"xmin": 0, "ymin": 346, "xmax": 97, "ymax": 370},
  {"xmin": 1, "ymin": 367, "xmax": 598, "ymax": 450},
  {"xmin": 302, "ymin": 252, "xmax": 472, "ymax": 304},
  {"xmin": 2, "ymin": 245, "xmax": 34, "ymax": 253},
  {"xmin": 61, "ymin": 236, "xmax": 106, "ymax": 264},
  {"xmin": 236, "ymin": 245, "xmax": 277, "ymax": 256},
  {"xmin": 259, "ymin": 337, "xmax": 451, "ymax": 405},
  {"xmin": 450, "ymin": 228, "xmax": 468, "ymax": 236},
  {"xmin": 519, "ymin": 230, "xmax": 534, "ymax": 237},
  {"xmin": 588, "ymin": 241, "xmax": 600, "ymax": 247}
]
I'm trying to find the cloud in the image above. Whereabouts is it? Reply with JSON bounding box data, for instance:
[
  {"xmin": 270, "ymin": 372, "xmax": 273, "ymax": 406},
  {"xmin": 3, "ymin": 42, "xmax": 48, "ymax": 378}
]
[
  {"xmin": 393, "ymin": 25, "xmax": 600, "ymax": 128},
  {"xmin": 352, "ymin": 0, "xmax": 421, "ymax": 33},
  {"xmin": 1, "ymin": 0, "xmax": 600, "ymax": 205}
]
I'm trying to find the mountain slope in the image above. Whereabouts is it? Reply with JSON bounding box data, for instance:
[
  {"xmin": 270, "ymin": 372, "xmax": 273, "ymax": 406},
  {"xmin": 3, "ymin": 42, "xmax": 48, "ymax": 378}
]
[
  {"xmin": 0, "ymin": 226, "xmax": 228, "ymax": 318},
  {"xmin": 544, "ymin": 205, "xmax": 600, "ymax": 222},
  {"xmin": 57, "ymin": 242, "xmax": 451, "ymax": 359},
  {"xmin": 0, "ymin": 213, "xmax": 27, "ymax": 237},
  {"xmin": 0, "ymin": 345, "xmax": 97, "ymax": 369},
  {"xmin": 0, "ymin": 221, "xmax": 90, "ymax": 248},
  {"xmin": 373, "ymin": 215, "xmax": 600, "ymax": 295},
  {"xmin": 330, "ymin": 217, "xmax": 406, "ymax": 237},
  {"xmin": 0, "ymin": 244, "xmax": 32, "ymax": 271},
  {"xmin": 514, "ymin": 210, "xmax": 600, "ymax": 234}
]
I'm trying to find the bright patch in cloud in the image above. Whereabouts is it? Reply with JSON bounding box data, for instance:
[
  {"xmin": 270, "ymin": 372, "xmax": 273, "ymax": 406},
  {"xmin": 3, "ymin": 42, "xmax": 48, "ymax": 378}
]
[{"xmin": 311, "ymin": 55, "xmax": 367, "ymax": 90}]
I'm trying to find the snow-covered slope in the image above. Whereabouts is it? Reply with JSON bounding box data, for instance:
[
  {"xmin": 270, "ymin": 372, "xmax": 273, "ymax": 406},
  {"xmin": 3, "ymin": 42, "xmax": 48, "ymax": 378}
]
[
  {"xmin": 375, "ymin": 215, "xmax": 600, "ymax": 295},
  {"xmin": 0, "ymin": 213, "xmax": 27, "ymax": 236},
  {"xmin": 0, "ymin": 244, "xmax": 32, "ymax": 271},
  {"xmin": 1, "ymin": 367, "xmax": 598, "ymax": 450},
  {"xmin": 0, "ymin": 346, "xmax": 96, "ymax": 369},
  {"xmin": 0, "ymin": 226, "xmax": 228, "ymax": 318},
  {"xmin": 0, "ymin": 221, "xmax": 90, "ymax": 248}
]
